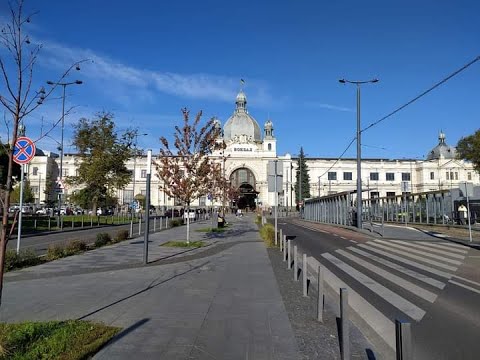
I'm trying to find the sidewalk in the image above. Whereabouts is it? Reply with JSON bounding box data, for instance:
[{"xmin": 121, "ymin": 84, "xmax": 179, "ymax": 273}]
[{"xmin": 1, "ymin": 215, "xmax": 299, "ymax": 359}]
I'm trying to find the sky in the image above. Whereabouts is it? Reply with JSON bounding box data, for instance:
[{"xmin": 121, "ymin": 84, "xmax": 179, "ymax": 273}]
[{"xmin": 1, "ymin": 0, "xmax": 479, "ymax": 161}]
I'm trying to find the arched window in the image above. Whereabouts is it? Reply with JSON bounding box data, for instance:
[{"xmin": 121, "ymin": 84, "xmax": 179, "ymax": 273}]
[
  {"xmin": 230, "ymin": 168, "xmax": 256, "ymax": 189},
  {"xmin": 268, "ymin": 143, "xmax": 272, "ymax": 151}
]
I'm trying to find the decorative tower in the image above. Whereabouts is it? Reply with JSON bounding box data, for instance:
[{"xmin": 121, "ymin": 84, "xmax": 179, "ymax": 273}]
[{"xmin": 263, "ymin": 119, "xmax": 276, "ymax": 154}]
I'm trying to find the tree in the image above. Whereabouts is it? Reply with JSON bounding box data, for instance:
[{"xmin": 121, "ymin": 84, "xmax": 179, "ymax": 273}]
[
  {"xmin": 0, "ymin": 0, "xmax": 85, "ymax": 306},
  {"xmin": 43, "ymin": 170, "xmax": 56, "ymax": 207},
  {"xmin": 10, "ymin": 179, "xmax": 34, "ymax": 204},
  {"xmin": 0, "ymin": 141, "xmax": 21, "ymax": 188},
  {"xmin": 294, "ymin": 147, "xmax": 311, "ymax": 206},
  {"xmin": 457, "ymin": 129, "xmax": 480, "ymax": 173},
  {"xmin": 69, "ymin": 112, "xmax": 134, "ymax": 214},
  {"xmin": 156, "ymin": 108, "xmax": 220, "ymax": 243}
]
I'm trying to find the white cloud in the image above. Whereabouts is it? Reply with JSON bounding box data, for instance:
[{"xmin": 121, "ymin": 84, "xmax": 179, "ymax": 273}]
[
  {"xmin": 306, "ymin": 102, "xmax": 354, "ymax": 112},
  {"xmin": 37, "ymin": 39, "xmax": 273, "ymax": 106}
]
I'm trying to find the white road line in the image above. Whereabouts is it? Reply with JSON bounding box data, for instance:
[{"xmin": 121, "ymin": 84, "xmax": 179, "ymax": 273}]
[
  {"xmin": 373, "ymin": 240, "xmax": 462, "ymax": 266},
  {"xmin": 389, "ymin": 240, "xmax": 466, "ymax": 259},
  {"xmin": 418, "ymin": 242, "xmax": 469, "ymax": 254},
  {"xmin": 336, "ymin": 249, "xmax": 438, "ymax": 302},
  {"xmin": 358, "ymin": 244, "xmax": 455, "ymax": 277},
  {"xmin": 340, "ymin": 236, "xmax": 347, "ymax": 240},
  {"xmin": 434, "ymin": 241, "xmax": 469, "ymax": 249},
  {"xmin": 306, "ymin": 256, "xmax": 395, "ymax": 351},
  {"xmin": 452, "ymin": 275, "xmax": 480, "ymax": 289},
  {"xmin": 348, "ymin": 247, "xmax": 445, "ymax": 289},
  {"xmin": 448, "ymin": 280, "xmax": 480, "ymax": 295},
  {"xmin": 349, "ymin": 240, "xmax": 357, "ymax": 244},
  {"xmin": 322, "ymin": 253, "xmax": 426, "ymax": 321}
]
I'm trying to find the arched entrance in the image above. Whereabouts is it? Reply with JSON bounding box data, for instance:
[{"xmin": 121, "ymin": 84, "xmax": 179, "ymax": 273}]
[{"xmin": 229, "ymin": 168, "xmax": 258, "ymax": 210}]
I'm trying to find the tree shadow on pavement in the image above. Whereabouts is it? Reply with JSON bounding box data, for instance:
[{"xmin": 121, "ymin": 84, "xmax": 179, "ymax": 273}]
[
  {"xmin": 76, "ymin": 261, "xmax": 210, "ymax": 321},
  {"xmin": 99, "ymin": 318, "xmax": 150, "ymax": 349}
]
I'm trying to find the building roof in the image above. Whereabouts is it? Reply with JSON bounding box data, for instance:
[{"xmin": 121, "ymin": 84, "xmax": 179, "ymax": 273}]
[
  {"xmin": 426, "ymin": 131, "xmax": 457, "ymax": 160},
  {"xmin": 223, "ymin": 91, "xmax": 261, "ymax": 142}
]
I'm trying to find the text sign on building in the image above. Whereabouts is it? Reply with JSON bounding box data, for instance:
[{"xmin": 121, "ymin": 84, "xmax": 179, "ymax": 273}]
[
  {"xmin": 233, "ymin": 145, "xmax": 255, "ymax": 153},
  {"xmin": 268, "ymin": 160, "xmax": 283, "ymax": 192}
]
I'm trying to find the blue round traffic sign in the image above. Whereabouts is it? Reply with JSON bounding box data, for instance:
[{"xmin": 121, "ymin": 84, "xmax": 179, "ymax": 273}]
[{"xmin": 13, "ymin": 136, "xmax": 36, "ymax": 164}]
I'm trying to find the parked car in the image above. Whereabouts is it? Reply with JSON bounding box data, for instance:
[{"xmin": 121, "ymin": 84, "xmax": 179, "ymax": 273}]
[
  {"xmin": 36, "ymin": 208, "xmax": 47, "ymax": 215},
  {"xmin": 183, "ymin": 210, "xmax": 196, "ymax": 220},
  {"xmin": 165, "ymin": 209, "xmax": 181, "ymax": 217}
]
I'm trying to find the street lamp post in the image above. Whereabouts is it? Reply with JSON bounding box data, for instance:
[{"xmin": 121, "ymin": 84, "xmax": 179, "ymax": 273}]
[
  {"xmin": 132, "ymin": 132, "xmax": 148, "ymax": 209},
  {"xmin": 46, "ymin": 80, "xmax": 83, "ymax": 218},
  {"xmin": 339, "ymin": 78, "xmax": 379, "ymax": 229}
]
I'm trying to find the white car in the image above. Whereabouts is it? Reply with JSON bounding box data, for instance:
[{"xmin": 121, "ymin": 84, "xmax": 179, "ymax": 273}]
[
  {"xmin": 183, "ymin": 210, "xmax": 196, "ymax": 220},
  {"xmin": 36, "ymin": 208, "xmax": 47, "ymax": 215}
]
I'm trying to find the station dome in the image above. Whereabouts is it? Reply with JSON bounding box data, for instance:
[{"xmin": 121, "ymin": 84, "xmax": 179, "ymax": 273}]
[
  {"xmin": 223, "ymin": 91, "xmax": 261, "ymax": 142},
  {"xmin": 426, "ymin": 131, "xmax": 457, "ymax": 160}
]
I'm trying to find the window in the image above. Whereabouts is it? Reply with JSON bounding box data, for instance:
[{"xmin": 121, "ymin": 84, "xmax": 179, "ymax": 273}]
[
  {"xmin": 62, "ymin": 168, "xmax": 69, "ymax": 177},
  {"xmin": 386, "ymin": 192, "xmax": 396, "ymax": 198},
  {"xmin": 123, "ymin": 190, "xmax": 133, "ymax": 204},
  {"xmin": 327, "ymin": 172, "xmax": 337, "ymax": 180},
  {"xmin": 468, "ymin": 172, "xmax": 472, "ymax": 181},
  {"xmin": 450, "ymin": 171, "xmax": 454, "ymax": 180},
  {"xmin": 386, "ymin": 173, "xmax": 395, "ymax": 181},
  {"xmin": 455, "ymin": 172, "xmax": 458, "ymax": 180},
  {"xmin": 370, "ymin": 172, "xmax": 379, "ymax": 181},
  {"xmin": 31, "ymin": 186, "xmax": 39, "ymax": 194},
  {"xmin": 446, "ymin": 172, "xmax": 450, "ymax": 180},
  {"xmin": 343, "ymin": 172, "xmax": 352, "ymax": 181},
  {"xmin": 199, "ymin": 196, "xmax": 206, "ymax": 206},
  {"xmin": 430, "ymin": 172, "xmax": 435, "ymax": 180},
  {"xmin": 370, "ymin": 191, "xmax": 379, "ymax": 199},
  {"xmin": 33, "ymin": 167, "xmax": 38, "ymax": 176},
  {"xmin": 141, "ymin": 169, "xmax": 147, "ymax": 178},
  {"xmin": 401, "ymin": 172, "xmax": 410, "ymax": 181},
  {"xmin": 267, "ymin": 143, "xmax": 272, "ymax": 151}
]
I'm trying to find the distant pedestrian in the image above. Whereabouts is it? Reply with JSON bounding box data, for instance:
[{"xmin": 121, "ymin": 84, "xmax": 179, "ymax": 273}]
[{"xmin": 458, "ymin": 204, "xmax": 468, "ymax": 225}]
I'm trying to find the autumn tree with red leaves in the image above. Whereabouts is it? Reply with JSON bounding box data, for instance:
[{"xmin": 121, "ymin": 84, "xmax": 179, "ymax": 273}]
[{"xmin": 156, "ymin": 108, "xmax": 220, "ymax": 243}]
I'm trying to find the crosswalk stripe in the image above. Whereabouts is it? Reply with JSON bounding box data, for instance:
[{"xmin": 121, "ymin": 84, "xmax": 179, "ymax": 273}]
[
  {"xmin": 336, "ymin": 249, "xmax": 438, "ymax": 302},
  {"xmin": 433, "ymin": 241, "xmax": 468, "ymax": 249},
  {"xmin": 417, "ymin": 242, "xmax": 469, "ymax": 254},
  {"xmin": 389, "ymin": 240, "xmax": 466, "ymax": 259},
  {"xmin": 358, "ymin": 243, "xmax": 455, "ymax": 276},
  {"xmin": 348, "ymin": 246, "xmax": 445, "ymax": 289},
  {"xmin": 452, "ymin": 275, "xmax": 480, "ymax": 289},
  {"xmin": 322, "ymin": 253, "xmax": 426, "ymax": 321},
  {"xmin": 448, "ymin": 280, "xmax": 480, "ymax": 295},
  {"xmin": 373, "ymin": 240, "xmax": 461, "ymax": 267}
]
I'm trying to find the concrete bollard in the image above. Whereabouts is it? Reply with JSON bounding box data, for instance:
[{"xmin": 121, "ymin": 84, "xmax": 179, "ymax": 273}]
[
  {"xmin": 129, "ymin": 220, "xmax": 133, "ymax": 238},
  {"xmin": 279, "ymin": 228, "xmax": 283, "ymax": 248},
  {"xmin": 34, "ymin": 219, "xmax": 37, "ymax": 230},
  {"xmin": 71, "ymin": 219, "xmax": 74, "ymax": 229},
  {"xmin": 294, "ymin": 245, "xmax": 298, "ymax": 281},
  {"xmin": 90, "ymin": 217, "xmax": 93, "ymax": 227},
  {"xmin": 154, "ymin": 217, "xmax": 157, "ymax": 232},
  {"xmin": 160, "ymin": 216, "xmax": 163, "ymax": 230},
  {"xmin": 283, "ymin": 236, "xmax": 287, "ymax": 262},
  {"xmin": 81, "ymin": 216, "xmax": 84, "ymax": 228},
  {"xmin": 317, "ymin": 265, "xmax": 324, "ymax": 322},
  {"xmin": 138, "ymin": 219, "xmax": 142, "ymax": 235},
  {"xmin": 48, "ymin": 217, "xmax": 51, "ymax": 231},
  {"xmin": 395, "ymin": 319, "xmax": 412, "ymax": 360},
  {"xmin": 287, "ymin": 240, "xmax": 292, "ymax": 269},
  {"xmin": 279, "ymin": 234, "xmax": 283, "ymax": 252},
  {"xmin": 303, "ymin": 253, "xmax": 308, "ymax": 297},
  {"xmin": 340, "ymin": 288, "xmax": 350, "ymax": 360}
]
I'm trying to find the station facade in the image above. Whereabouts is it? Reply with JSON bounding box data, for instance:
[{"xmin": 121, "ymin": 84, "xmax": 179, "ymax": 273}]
[{"xmin": 26, "ymin": 91, "xmax": 479, "ymax": 211}]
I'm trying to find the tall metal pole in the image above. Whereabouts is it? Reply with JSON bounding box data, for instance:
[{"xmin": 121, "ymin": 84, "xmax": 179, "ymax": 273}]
[
  {"xmin": 222, "ymin": 154, "xmax": 226, "ymax": 217},
  {"xmin": 58, "ymin": 84, "xmax": 66, "ymax": 219},
  {"xmin": 318, "ymin": 176, "xmax": 321, "ymax": 197},
  {"xmin": 274, "ymin": 160, "xmax": 278, "ymax": 244},
  {"xmin": 144, "ymin": 149, "xmax": 152, "ymax": 264},
  {"xmin": 16, "ymin": 164, "xmax": 25, "ymax": 254},
  {"xmin": 356, "ymin": 83, "xmax": 362, "ymax": 229},
  {"xmin": 465, "ymin": 182, "xmax": 473, "ymax": 242}
]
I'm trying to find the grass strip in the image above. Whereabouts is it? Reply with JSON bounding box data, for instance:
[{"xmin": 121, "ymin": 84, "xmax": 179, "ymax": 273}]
[
  {"xmin": 0, "ymin": 320, "xmax": 120, "ymax": 360},
  {"xmin": 195, "ymin": 227, "xmax": 227, "ymax": 233}
]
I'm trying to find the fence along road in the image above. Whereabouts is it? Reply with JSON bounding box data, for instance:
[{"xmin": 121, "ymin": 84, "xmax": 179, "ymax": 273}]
[{"xmin": 279, "ymin": 218, "xmax": 480, "ymax": 360}]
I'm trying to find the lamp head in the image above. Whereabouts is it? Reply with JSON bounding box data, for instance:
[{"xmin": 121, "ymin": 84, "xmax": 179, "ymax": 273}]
[
  {"xmin": 76, "ymin": 65, "xmax": 81, "ymax": 71},
  {"xmin": 339, "ymin": 79, "xmax": 346, "ymax": 84},
  {"xmin": 46, "ymin": 80, "xmax": 54, "ymax": 85},
  {"xmin": 75, "ymin": 80, "xmax": 83, "ymax": 85},
  {"xmin": 371, "ymin": 78, "xmax": 379, "ymax": 83}
]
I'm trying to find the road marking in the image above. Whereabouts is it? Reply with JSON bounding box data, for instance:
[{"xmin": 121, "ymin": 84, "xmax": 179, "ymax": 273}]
[
  {"xmin": 340, "ymin": 236, "xmax": 347, "ymax": 240},
  {"xmin": 451, "ymin": 275, "xmax": 480, "ymax": 289},
  {"xmin": 373, "ymin": 240, "xmax": 462, "ymax": 266},
  {"xmin": 322, "ymin": 253, "xmax": 426, "ymax": 321},
  {"xmin": 418, "ymin": 242, "xmax": 469, "ymax": 254},
  {"xmin": 306, "ymin": 256, "xmax": 395, "ymax": 351},
  {"xmin": 336, "ymin": 249, "xmax": 438, "ymax": 302},
  {"xmin": 348, "ymin": 246, "xmax": 445, "ymax": 289},
  {"xmin": 358, "ymin": 244, "xmax": 454, "ymax": 277},
  {"xmin": 389, "ymin": 240, "xmax": 466, "ymax": 259},
  {"xmin": 349, "ymin": 240, "xmax": 357, "ymax": 244},
  {"xmin": 434, "ymin": 241, "xmax": 469, "ymax": 249},
  {"xmin": 448, "ymin": 280, "xmax": 480, "ymax": 295}
]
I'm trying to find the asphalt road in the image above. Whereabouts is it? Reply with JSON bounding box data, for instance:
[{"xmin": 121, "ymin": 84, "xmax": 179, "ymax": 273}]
[
  {"xmin": 276, "ymin": 218, "xmax": 480, "ymax": 360},
  {"xmin": 7, "ymin": 216, "xmax": 178, "ymax": 255}
]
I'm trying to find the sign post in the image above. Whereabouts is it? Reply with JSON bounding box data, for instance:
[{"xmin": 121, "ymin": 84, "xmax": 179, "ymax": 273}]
[{"xmin": 13, "ymin": 136, "xmax": 36, "ymax": 254}]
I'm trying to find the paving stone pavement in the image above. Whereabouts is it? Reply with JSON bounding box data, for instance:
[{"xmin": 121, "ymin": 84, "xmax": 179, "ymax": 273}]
[{"xmin": 1, "ymin": 214, "xmax": 300, "ymax": 359}]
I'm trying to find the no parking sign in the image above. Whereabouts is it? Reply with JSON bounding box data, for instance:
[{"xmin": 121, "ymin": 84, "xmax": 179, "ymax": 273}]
[{"xmin": 13, "ymin": 136, "xmax": 36, "ymax": 164}]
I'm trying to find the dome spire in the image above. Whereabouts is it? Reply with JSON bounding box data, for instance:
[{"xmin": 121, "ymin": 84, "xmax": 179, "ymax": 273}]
[{"xmin": 235, "ymin": 90, "xmax": 247, "ymax": 113}]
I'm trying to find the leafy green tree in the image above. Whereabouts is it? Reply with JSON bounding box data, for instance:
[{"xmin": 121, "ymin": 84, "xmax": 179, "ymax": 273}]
[
  {"xmin": 10, "ymin": 180, "xmax": 34, "ymax": 204},
  {"xmin": 457, "ymin": 129, "xmax": 480, "ymax": 173},
  {"xmin": 156, "ymin": 108, "xmax": 220, "ymax": 243},
  {"xmin": 69, "ymin": 112, "xmax": 134, "ymax": 214},
  {"xmin": 294, "ymin": 147, "xmax": 311, "ymax": 206},
  {"xmin": 70, "ymin": 187, "xmax": 118, "ymax": 211},
  {"xmin": 43, "ymin": 171, "xmax": 56, "ymax": 207}
]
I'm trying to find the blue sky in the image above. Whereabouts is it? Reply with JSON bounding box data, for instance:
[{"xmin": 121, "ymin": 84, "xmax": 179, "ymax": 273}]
[{"xmin": 1, "ymin": 0, "xmax": 479, "ymax": 160}]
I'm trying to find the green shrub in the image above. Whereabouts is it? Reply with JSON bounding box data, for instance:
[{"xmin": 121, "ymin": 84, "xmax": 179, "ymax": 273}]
[
  {"xmin": 259, "ymin": 223, "xmax": 275, "ymax": 247},
  {"xmin": 65, "ymin": 240, "xmax": 87, "ymax": 255},
  {"xmin": 114, "ymin": 229, "xmax": 129, "ymax": 243},
  {"xmin": 5, "ymin": 249, "xmax": 41, "ymax": 271},
  {"xmin": 169, "ymin": 219, "xmax": 182, "ymax": 227},
  {"xmin": 46, "ymin": 243, "xmax": 66, "ymax": 261},
  {"xmin": 95, "ymin": 233, "xmax": 111, "ymax": 247},
  {"xmin": 255, "ymin": 215, "xmax": 262, "ymax": 224}
]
